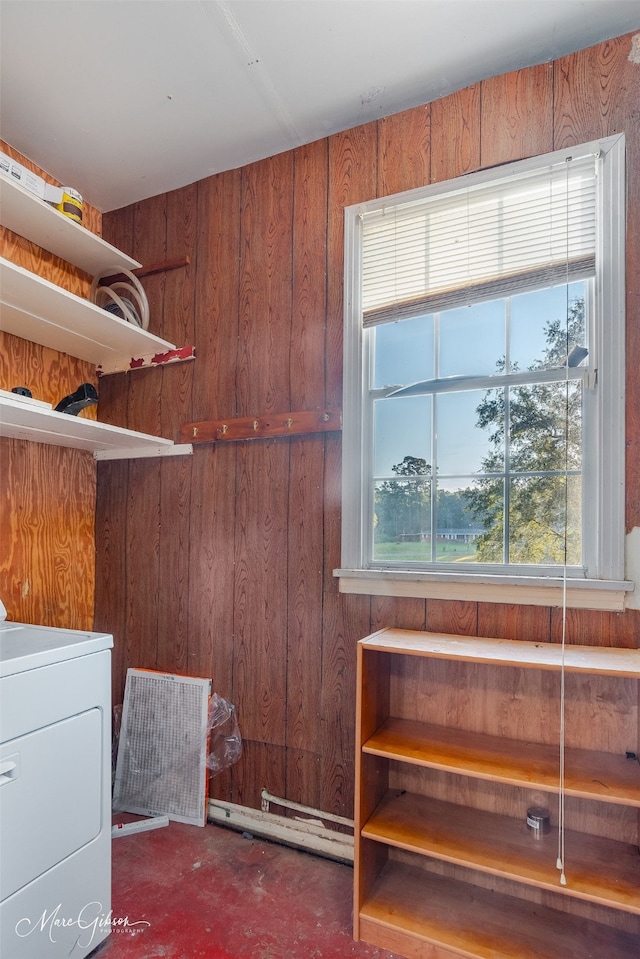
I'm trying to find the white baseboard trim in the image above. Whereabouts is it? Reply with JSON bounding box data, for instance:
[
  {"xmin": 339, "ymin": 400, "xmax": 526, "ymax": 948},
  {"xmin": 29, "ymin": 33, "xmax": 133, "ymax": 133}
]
[{"xmin": 207, "ymin": 798, "xmax": 354, "ymax": 863}]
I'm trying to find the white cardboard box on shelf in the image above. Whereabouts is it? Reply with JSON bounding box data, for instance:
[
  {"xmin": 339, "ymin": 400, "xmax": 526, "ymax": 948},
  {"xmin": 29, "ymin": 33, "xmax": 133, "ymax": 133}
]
[{"xmin": 0, "ymin": 151, "xmax": 46, "ymax": 199}]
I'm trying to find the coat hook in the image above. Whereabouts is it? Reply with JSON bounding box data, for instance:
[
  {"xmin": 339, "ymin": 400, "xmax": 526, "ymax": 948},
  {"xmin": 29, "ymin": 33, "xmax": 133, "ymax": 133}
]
[{"xmin": 192, "ymin": 426, "xmax": 199, "ymax": 437}]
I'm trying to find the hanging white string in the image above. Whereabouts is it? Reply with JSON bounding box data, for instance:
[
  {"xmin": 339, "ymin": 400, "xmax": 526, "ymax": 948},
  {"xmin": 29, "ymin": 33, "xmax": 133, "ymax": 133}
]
[
  {"xmin": 557, "ymin": 495, "xmax": 568, "ymax": 884},
  {"xmin": 556, "ymin": 157, "xmax": 575, "ymax": 888}
]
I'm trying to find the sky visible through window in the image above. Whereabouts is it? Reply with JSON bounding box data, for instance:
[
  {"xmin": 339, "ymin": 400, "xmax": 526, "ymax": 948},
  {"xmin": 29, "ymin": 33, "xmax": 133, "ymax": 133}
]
[
  {"xmin": 370, "ymin": 281, "xmax": 586, "ymax": 565},
  {"xmin": 372, "ymin": 282, "xmax": 584, "ymax": 489}
]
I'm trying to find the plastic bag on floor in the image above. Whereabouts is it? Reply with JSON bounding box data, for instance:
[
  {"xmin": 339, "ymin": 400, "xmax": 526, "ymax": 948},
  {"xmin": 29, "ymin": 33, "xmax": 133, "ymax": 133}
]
[{"xmin": 206, "ymin": 692, "xmax": 242, "ymax": 774}]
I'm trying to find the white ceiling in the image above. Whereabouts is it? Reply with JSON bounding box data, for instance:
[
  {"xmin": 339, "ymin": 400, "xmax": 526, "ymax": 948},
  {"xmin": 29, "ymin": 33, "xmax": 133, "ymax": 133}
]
[{"xmin": 1, "ymin": 1, "xmax": 639, "ymax": 212}]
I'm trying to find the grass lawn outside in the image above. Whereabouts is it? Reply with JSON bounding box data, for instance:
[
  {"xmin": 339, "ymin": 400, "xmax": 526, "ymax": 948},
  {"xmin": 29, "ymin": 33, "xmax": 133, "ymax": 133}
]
[{"xmin": 374, "ymin": 540, "xmax": 478, "ymax": 563}]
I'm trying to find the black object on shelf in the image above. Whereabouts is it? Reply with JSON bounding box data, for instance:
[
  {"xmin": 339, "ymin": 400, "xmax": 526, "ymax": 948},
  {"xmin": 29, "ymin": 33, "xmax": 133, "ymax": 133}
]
[
  {"xmin": 12, "ymin": 386, "xmax": 32, "ymax": 397},
  {"xmin": 55, "ymin": 383, "xmax": 99, "ymax": 416}
]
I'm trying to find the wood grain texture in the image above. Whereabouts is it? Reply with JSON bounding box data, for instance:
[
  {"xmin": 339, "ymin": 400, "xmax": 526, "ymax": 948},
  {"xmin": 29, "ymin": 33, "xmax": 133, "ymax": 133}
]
[
  {"xmin": 371, "ymin": 595, "xmax": 427, "ymax": 632},
  {"xmin": 286, "ymin": 432, "xmax": 324, "ymax": 804},
  {"xmin": 95, "ymin": 206, "xmax": 135, "ymax": 701},
  {"xmin": 291, "ymin": 139, "xmax": 329, "ymax": 410},
  {"xmin": 192, "ymin": 170, "xmax": 241, "ymax": 422},
  {"xmin": 357, "ymin": 860, "xmax": 640, "ymax": 959},
  {"xmin": 236, "ymin": 153, "xmax": 294, "ymax": 415},
  {"xmin": 182, "ymin": 408, "xmax": 340, "ymax": 445},
  {"xmin": 94, "ymin": 458, "xmax": 129, "ymax": 701},
  {"xmin": 553, "ymin": 34, "xmax": 635, "ymax": 149},
  {"xmin": 188, "ymin": 451, "xmax": 232, "ymax": 809},
  {"xmin": 378, "ymin": 104, "xmax": 430, "ymax": 197},
  {"xmin": 1, "ymin": 145, "xmax": 102, "ymax": 629},
  {"xmin": 233, "ymin": 153, "xmax": 293, "ymax": 779},
  {"xmin": 357, "ymin": 628, "xmax": 640, "ymax": 947},
  {"xmin": 231, "ymin": 739, "xmax": 286, "ymax": 811},
  {"xmin": 187, "ymin": 171, "xmax": 241, "ymax": 800},
  {"xmin": 186, "ymin": 169, "xmax": 241, "ymax": 706},
  {"xmin": 0, "ymin": 331, "xmax": 96, "ymax": 411},
  {"xmin": 431, "ymin": 83, "xmax": 481, "ymax": 183},
  {"xmin": 321, "ymin": 123, "xmax": 379, "ymax": 817},
  {"xmin": 96, "ymin": 204, "xmax": 135, "ymax": 429},
  {"xmin": 478, "ymin": 604, "xmax": 551, "ymax": 644},
  {"xmin": 160, "ymin": 183, "xmax": 196, "ymax": 439},
  {"xmin": 553, "ymin": 35, "xmax": 640, "ymax": 533},
  {"xmin": 285, "ymin": 139, "xmax": 330, "ymax": 805},
  {"xmin": 186, "ymin": 446, "xmax": 235, "ymax": 683},
  {"xmin": 124, "ymin": 457, "xmax": 161, "ymax": 669},
  {"xmin": 233, "ymin": 439, "xmax": 289, "ymax": 744},
  {"xmin": 480, "ymin": 63, "xmax": 553, "ymax": 167},
  {"xmin": 326, "ymin": 123, "xmax": 378, "ymax": 407},
  {"xmin": 4, "ymin": 33, "xmax": 638, "ymax": 954},
  {"xmin": 0, "ymin": 438, "xmax": 95, "ymax": 627},
  {"xmin": 90, "ymin": 33, "xmax": 640, "ymax": 841},
  {"xmin": 127, "ymin": 194, "xmax": 166, "ymax": 437},
  {"xmin": 426, "ymin": 599, "xmax": 478, "ymax": 636},
  {"xmin": 118, "ymin": 195, "xmax": 167, "ymax": 674},
  {"xmin": 156, "ymin": 184, "xmax": 196, "ymax": 677},
  {"xmin": 364, "ymin": 790, "xmax": 640, "ymax": 911},
  {"xmin": 157, "ymin": 455, "xmax": 191, "ymax": 676}
]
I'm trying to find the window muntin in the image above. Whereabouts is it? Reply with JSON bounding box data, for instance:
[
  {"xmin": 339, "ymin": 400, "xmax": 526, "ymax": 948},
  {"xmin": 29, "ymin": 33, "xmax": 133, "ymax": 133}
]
[{"xmin": 368, "ymin": 283, "xmax": 588, "ymax": 570}]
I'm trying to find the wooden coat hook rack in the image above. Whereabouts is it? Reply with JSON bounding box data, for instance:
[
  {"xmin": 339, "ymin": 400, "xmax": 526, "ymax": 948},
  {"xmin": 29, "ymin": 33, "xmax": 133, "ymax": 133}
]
[{"xmin": 180, "ymin": 409, "xmax": 341, "ymax": 445}]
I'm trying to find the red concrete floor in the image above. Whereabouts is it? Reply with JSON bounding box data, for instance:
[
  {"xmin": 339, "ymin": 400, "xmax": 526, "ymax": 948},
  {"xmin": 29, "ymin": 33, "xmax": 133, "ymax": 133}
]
[{"xmin": 93, "ymin": 820, "xmax": 402, "ymax": 959}]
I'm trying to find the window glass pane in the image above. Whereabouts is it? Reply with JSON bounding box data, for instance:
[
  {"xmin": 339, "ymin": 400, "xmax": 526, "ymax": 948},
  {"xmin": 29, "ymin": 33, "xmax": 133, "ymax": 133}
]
[
  {"xmin": 372, "ymin": 314, "xmax": 435, "ymax": 389},
  {"xmin": 439, "ymin": 300, "xmax": 505, "ymax": 377},
  {"xmin": 509, "ymin": 382, "xmax": 582, "ymax": 474},
  {"xmin": 436, "ymin": 389, "xmax": 504, "ymax": 476},
  {"xmin": 373, "ymin": 396, "xmax": 431, "ymax": 477},
  {"xmin": 463, "ymin": 477, "xmax": 505, "ymax": 564},
  {"xmin": 435, "ymin": 481, "xmax": 482, "ymax": 563},
  {"xmin": 373, "ymin": 478, "xmax": 431, "ymax": 563},
  {"xmin": 508, "ymin": 474, "xmax": 581, "ymax": 565},
  {"xmin": 510, "ymin": 281, "xmax": 587, "ymax": 372}
]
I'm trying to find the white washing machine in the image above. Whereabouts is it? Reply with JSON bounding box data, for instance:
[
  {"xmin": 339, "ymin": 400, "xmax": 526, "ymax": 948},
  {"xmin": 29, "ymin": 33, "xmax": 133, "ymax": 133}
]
[{"xmin": 0, "ymin": 621, "xmax": 113, "ymax": 959}]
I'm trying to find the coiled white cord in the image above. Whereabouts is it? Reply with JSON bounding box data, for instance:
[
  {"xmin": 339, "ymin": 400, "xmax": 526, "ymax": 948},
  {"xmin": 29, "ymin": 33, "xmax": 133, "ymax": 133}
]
[{"xmin": 90, "ymin": 266, "xmax": 149, "ymax": 330}]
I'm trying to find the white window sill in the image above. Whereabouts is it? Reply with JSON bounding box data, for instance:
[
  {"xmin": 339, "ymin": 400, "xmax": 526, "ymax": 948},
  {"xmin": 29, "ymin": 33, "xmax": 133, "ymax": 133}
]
[{"xmin": 334, "ymin": 568, "xmax": 634, "ymax": 611}]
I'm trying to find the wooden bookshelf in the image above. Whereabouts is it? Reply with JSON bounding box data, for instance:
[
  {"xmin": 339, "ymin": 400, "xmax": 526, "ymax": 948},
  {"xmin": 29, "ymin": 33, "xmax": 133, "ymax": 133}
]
[
  {"xmin": 354, "ymin": 628, "xmax": 640, "ymax": 959},
  {"xmin": 362, "ymin": 791, "xmax": 640, "ymax": 913},
  {"xmin": 364, "ymin": 717, "xmax": 640, "ymax": 805},
  {"xmin": 359, "ymin": 861, "xmax": 640, "ymax": 959}
]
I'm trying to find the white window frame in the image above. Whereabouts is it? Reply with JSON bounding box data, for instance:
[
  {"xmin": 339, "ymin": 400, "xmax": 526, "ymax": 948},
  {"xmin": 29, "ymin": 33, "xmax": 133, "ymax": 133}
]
[{"xmin": 336, "ymin": 134, "xmax": 631, "ymax": 610}]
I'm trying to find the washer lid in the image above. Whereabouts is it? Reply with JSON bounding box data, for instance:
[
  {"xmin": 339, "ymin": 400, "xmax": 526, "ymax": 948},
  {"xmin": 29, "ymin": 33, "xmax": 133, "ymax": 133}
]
[{"xmin": 0, "ymin": 621, "xmax": 113, "ymax": 676}]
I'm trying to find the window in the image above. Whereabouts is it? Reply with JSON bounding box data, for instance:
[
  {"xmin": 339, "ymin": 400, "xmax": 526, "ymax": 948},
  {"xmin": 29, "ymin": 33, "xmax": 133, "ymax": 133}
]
[{"xmin": 337, "ymin": 135, "xmax": 630, "ymax": 609}]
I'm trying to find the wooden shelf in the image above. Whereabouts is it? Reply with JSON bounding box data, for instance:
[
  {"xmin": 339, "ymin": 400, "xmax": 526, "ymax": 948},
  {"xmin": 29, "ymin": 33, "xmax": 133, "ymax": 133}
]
[
  {"xmin": 0, "ymin": 175, "xmax": 191, "ymax": 458},
  {"xmin": 0, "ymin": 174, "xmax": 141, "ymax": 275},
  {"xmin": 362, "ymin": 791, "xmax": 640, "ymax": 913},
  {"xmin": 0, "ymin": 394, "xmax": 192, "ymax": 460},
  {"xmin": 355, "ymin": 627, "xmax": 640, "ymax": 958},
  {"xmin": 361, "ymin": 627, "xmax": 640, "ymax": 676},
  {"xmin": 359, "ymin": 861, "xmax": 640, "ymax": 959},
  {"xmin": 364, "ymin": 717, "xmax": 640, "ymax": 805},
  {"xmin": 0, "ymin": 257, "xmax": 176, "ymax": 374}
]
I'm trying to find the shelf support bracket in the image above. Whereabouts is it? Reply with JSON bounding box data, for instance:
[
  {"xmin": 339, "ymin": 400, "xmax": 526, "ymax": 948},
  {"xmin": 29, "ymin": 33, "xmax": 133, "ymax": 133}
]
[{"xmin": 97, "ymin": 345, "xmax": 196, "ymax": 377}]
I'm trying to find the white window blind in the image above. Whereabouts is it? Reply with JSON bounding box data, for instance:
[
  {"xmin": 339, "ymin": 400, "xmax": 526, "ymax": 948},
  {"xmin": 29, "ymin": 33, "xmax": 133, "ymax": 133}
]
[{"xmin": 361, "ymin": 154, "xmax": 597, "ymax": 326}]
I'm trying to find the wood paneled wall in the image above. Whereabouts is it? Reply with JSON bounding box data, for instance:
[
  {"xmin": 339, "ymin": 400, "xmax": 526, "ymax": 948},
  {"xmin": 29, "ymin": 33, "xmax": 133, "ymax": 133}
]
[
  {"xmin": 2, "ymin": 36, "xmax": 636, "ymax": 818},
  {"xmin": 0, "ymin": 141, "xmax": 100, "ymax": 629},
  {"xmin": 95, "ymin": 33, "xmax": 640, "ymax": 817}
]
